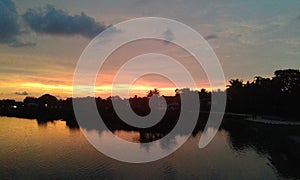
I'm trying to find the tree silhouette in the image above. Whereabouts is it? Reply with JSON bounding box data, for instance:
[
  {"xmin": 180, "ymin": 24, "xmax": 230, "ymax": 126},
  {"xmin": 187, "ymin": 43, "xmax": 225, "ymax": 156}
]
[
  {"xmin": 147, "ymin": 88, "xmax": 160, "ymax": 97},
  {"xmin": 0, "ymin": 69, "xmax": 299, "ymax": 121}
]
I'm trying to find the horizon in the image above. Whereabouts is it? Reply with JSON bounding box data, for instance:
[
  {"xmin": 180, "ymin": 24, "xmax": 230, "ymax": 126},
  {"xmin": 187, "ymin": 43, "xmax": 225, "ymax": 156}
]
[
  {"xmin": 1, "ymin": 68, "xmax": 297, "ymax": 101},
  {"xmin": 1, "ymin": 67, "xmax": 298, "ymax": 102}
]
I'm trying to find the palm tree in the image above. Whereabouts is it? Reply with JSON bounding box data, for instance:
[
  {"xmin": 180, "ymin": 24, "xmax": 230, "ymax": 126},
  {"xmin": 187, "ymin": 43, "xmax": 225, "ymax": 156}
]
[{"xmin": 147, "ymin": 88, "xmax": 160, "ymax": 97}]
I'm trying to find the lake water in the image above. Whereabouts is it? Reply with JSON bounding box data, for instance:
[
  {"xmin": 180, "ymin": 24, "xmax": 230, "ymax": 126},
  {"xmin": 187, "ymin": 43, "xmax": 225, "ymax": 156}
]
[{"xmin": 0, "ymin": 116, "xmax": 299, "ymax": 179}]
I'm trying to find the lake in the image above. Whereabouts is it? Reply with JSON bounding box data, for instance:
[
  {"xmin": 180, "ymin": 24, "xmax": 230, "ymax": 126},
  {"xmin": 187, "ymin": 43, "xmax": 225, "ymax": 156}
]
[{"xmin": 0, "ymin": 116, "xmax": 299, "ymax": 179}]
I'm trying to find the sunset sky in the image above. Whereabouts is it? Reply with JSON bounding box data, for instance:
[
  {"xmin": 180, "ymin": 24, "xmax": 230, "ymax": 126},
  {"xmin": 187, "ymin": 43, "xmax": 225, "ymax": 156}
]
[{"xmin": 1, "ymin": 0, "xmax": 300, "ymax": 100}]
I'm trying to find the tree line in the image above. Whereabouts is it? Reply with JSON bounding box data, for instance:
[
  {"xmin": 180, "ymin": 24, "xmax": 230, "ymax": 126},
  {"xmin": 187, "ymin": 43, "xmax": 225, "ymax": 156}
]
[
  {"xmin": 226, "ymin": 69, "xmax": 299, "ymax": 119},
  {"xmin": 0, "ymin": 69, "xmax": 299, "ymax": 120}
]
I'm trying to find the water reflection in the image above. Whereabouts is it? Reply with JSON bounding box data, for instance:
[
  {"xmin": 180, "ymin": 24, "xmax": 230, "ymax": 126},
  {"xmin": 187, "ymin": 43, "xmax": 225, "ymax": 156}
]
[
  {"xmin": 0, "ymin": 116, "xmax": 299, "ymax": 179},
  {"xmin": 222, "ymin": 118, "xmax": 300, "ymax": 179},
  {"xmin": 79, "ymin": 116, "xmax": 300, "ymax": 179},
  {"xmin": 36, "ymin": 119, "xmax": 49, "ymax": 127},
  {"xmin": 36, "ymin": 118, "xmax": 80, "ymax": 130}
]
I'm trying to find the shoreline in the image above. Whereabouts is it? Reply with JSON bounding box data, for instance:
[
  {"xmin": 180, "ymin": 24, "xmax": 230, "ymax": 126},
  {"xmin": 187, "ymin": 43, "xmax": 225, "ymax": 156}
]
[{"xmin": 224, "ymin": 112, "xmax": 300, "ymax": 125}]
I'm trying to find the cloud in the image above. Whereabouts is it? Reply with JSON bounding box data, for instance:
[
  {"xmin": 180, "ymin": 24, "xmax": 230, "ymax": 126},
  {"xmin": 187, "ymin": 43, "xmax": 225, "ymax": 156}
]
[
  {"xmin": 22, "ymin": 5, "xmax": 108, "ymax": 38},
  {"xmin": 15, "ymin": 91, "xmax": 29, "ymax": 96},
  {"xmin": 0, "ymin": 0, "xmax": 20, "ymax": 43},
  {"xmin": 0, "ymin": 0, "xmax": 35, "ymax": 47},
  {"xmin": 204, "ymin": 34, "xmax": 218, "ymax": 40},
  {"xmin": 0, "ymin": 2, "xmax": 108, "ymax": 47},
  {"xmin": 297, "ymin": 15, "xmax": 300, "ymax": 20},
  {"xmin": 8, "ymin": 41, "xmax": 36, "ymax": 48}
]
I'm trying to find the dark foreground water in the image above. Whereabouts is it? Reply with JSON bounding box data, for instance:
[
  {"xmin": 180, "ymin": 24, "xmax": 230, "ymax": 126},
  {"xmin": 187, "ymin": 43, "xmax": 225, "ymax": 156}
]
[{"xmin": 0, "ymin": 116, "xmax": 299, "ymax": 179}]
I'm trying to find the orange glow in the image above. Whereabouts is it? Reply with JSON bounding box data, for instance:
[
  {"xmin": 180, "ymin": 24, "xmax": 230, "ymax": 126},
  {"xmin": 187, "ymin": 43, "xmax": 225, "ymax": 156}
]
[
  {"xmin": 21, "ymin": 82, "xmax": 72, "ymax": 91},
  {"xmin": 0, "ymin": 78, "xmax": 217, "ymax": 101},
  {"xmin": 0, "ymin": 39, "xmax": 223, "ymax": 101},
  {"xmin": 113, "ymin": 130, "xmax": 140, "ymax": 142}
]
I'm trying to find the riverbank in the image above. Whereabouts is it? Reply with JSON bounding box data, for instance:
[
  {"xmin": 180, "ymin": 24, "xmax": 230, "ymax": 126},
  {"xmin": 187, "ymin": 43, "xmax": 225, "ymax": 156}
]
[{"xmin": 225, "ymin": 112, "xmax": 300, "ymax": 125}]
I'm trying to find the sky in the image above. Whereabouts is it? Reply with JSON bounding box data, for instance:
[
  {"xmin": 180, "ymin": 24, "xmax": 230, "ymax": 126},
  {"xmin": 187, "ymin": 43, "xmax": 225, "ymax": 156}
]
[{"xmin": 0, "ymin": 0, "xmax": 300, "ymax": 100}]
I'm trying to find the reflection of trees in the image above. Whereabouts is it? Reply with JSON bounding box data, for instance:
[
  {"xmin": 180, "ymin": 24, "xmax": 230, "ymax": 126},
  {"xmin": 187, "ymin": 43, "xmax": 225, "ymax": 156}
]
[
  {"xmin": 139, "ymin": 132, "xmax": 179, "ymax": 151},
  {"xmin": 161, "ymin": 163, "xmax": 177, "ymax": 179},
  {"xmin": 36, "ymin": 119, "xmax": 48, "ymax": 127},
  {"xmin": 222, "ymin": 118, "xmax": 300, "ymax": 179},
  {"xmin": 158, "ymin": 136, "xmax": 178, "ymax": 150},
  {"xmin": 65, "ymin": 120, "xmax": 79, "ymax": 129}
]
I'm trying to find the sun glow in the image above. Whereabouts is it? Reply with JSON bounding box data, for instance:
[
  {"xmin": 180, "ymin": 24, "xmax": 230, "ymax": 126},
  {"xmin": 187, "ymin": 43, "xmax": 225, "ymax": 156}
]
[{"xmin": 0, "ymin": 80, "xmax": 216, "ymax": 101}]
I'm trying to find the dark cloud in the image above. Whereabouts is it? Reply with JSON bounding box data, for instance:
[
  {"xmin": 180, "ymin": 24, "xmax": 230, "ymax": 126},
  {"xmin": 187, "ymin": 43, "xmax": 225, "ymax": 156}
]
[
  {"xmin": 22, "ymin": 5, "xmax": 108, "ymax": 38},
  {"xmin": 8, "ymin": 41, "xmax": 36, "ymax": 48},
  {"xmin": 0, "ymin": 0, "xmax": 35, "ymax": 47},
  {"xmin": 15, "ymin": 91, "xmax": 29, "ymax": 96},
  {"xmin": 0, "ymin": 0, "xmax": 20, "ymax": 43},
  {"xmin": 204, "ymin": 34, "xmax": 218, "ymax": 40},
  {"xmin": 0, "ymin": 2, "xmax": 108, "ymax": 47},
  {"xmin": 297, "ymin": 15, "xmax": 300, "ymax": 20}
]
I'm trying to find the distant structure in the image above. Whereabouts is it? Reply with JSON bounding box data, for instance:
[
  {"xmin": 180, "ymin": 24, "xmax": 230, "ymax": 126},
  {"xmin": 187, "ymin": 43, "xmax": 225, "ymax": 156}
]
[{"xmin": 37, "ymin": 94, "xmax": 58, "ymax": 108}]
